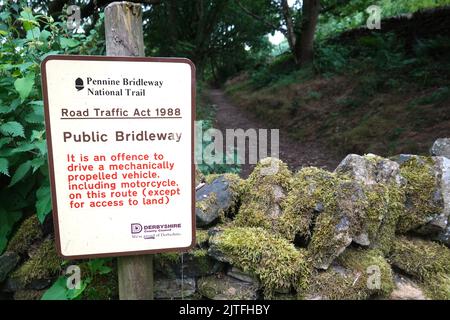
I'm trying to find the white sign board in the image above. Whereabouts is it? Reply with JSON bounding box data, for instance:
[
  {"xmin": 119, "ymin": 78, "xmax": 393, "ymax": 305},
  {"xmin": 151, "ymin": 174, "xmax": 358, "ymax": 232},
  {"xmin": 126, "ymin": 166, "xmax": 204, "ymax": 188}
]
[{"xmin": 41, "ymin": 55, "xmax": 195, "ymax": 259}]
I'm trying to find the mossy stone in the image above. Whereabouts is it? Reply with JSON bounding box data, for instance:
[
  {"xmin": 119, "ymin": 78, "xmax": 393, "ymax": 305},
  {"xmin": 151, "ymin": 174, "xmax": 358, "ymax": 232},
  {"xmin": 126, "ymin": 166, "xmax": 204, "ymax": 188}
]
[
  {"xmin": 10, "ymin": 238, "xmax": 62, "ymax": 288},
  {"xmin": 208, "ymin": 226, "xmax": 310, "ymax": 297},
  {"xmin": 7, "ymin": 215, "xmax": 43, "ymax": 254},
  {"xmin": 197, "ymin": 274, "xmax": 258, "ymax": 300},
  {"xmin": 389, "ymin": 236, "xmax": 450, "ymax": 280},
  {"xmin": 397, "ymin": 156, "xmax": 443, "ymax": 233},
  {"xmin": 234, "ymin": 158, "xmax": 292, "ymax": 232}
]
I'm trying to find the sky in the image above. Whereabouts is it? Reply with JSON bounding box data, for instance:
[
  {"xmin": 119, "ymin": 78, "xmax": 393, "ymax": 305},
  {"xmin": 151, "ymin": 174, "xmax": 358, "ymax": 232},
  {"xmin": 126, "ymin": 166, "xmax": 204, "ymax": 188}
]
[{"xmin": 268, "ymin": 0, "xmax": 299, "ymax": 45}]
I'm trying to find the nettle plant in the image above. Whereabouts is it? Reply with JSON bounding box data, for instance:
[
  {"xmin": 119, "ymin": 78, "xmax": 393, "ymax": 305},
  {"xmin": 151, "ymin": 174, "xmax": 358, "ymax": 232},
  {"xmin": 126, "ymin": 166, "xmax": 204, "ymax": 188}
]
[{"xmin": 0, "ymin": 3, "xmax": 105, "ymax": 253}]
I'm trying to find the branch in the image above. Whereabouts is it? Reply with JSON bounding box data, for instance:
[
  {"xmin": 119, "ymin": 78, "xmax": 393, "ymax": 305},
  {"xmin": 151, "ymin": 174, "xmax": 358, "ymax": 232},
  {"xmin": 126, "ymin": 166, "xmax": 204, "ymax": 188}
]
[{"xmin": 234, "ymin": 0, "xmax": 287, "ymax": 36}]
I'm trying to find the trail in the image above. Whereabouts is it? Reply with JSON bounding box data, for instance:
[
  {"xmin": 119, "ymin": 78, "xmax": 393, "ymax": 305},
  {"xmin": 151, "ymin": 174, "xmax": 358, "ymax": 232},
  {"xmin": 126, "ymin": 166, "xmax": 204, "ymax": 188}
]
[{"xmin": 208, "ymin": 89, "xmax": 339, "ymax": 178}]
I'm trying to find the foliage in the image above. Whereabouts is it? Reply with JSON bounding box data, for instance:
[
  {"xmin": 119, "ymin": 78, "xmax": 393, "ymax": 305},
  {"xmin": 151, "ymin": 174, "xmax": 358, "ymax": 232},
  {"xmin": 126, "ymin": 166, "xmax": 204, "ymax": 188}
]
[
  {"xmin": 41, "ymin": 258, "xmax": 114, "ymax": 300},
  {"xmin": 318, "ymin": 0, "xmax": 450, "ymax": 40},
  {"xmin": 212, "ymin": 226, "xmax": 311, "ymax": 297},
  {"xmin": 0, "ymin": 2, "xmax": 104, "ymax": 253},
  {"xmin": 195, "ymin": 85, "xmax": 241, "ymax": 175}
]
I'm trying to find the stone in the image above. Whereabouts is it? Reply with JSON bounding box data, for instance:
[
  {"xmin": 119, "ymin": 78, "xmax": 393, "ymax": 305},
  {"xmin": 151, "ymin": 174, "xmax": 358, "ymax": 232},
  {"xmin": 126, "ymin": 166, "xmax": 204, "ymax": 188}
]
[
  {"xmin": 207, "ymin": 228, "xmax": 231, "ymax": 263},
  {"xmin": 154, "ymin": 249, "xmax": 224, "ymax": 279},
  {"xmin": 6, "ymin": 215, "xmax": 43, "ymax": 254},
  {"xmin": 227, "ymin": 267, "xmax": 259, "ymax": 286},
  {"xmin": 234, "ymin": 158, "xmax": 292, "ymax": 231},
  {"xmin": 335, "ymin": 154, "xmax": 405, "ymax": 253},
  {"xmin": 0, "ymin": 251, "xmax": 20, "ymax": 282},
  {"xmin": 390, "ymin": 274, "xmax": 428, "ymax": 300},
  {"xmin": 432, "ymin": 156, "xmax": 450, "ymax": 246},
  {"xmin": 8, "ymin": 238, "xmax": 61, "ymax": 291},
  {"xmin": 430, "ymin": 138, "xmax": 450, "ymax": 158},
  {"xmin": 335, "ymin": 153, "xmax": 404, "ymax": 186},
  {"xmin": 307, "ymin": 180, "xmax": 362, "ymax": 270},
  {"xmin": 197, "ymin": 274, "xmax": 259, "ymax": 300},
  {"xmin": 154, "ymin": 277, "xmax": 196, "ymax": 299},
  {"xmin": 395, "ymin": 155, "xmax": 449, "ymax": 236},
  {"xmin": 13, "ymin": 289, "xmax": 44, "ymax": 300},
  {"xmin": 196, "ymin": 176, "xmax": 237, "ymax": 227}
]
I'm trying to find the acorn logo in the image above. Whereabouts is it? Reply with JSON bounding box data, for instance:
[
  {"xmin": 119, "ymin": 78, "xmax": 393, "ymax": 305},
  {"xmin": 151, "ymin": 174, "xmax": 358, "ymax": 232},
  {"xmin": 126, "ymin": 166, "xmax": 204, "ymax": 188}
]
[{"xmin": 75, "ymin": 77, "xmax": 84, "ymax": 91}]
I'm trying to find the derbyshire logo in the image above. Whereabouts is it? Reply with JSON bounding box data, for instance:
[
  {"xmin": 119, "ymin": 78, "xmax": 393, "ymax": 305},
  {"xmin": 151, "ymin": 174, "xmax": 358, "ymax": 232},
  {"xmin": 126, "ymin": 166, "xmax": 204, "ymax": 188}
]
[
  {"xmin": 75, "ymin": 77, "xmax": 84, "ymax": 91},
  {"xmin": 131, "ymin": 223, "xmax": 143, "ymax": 234}
]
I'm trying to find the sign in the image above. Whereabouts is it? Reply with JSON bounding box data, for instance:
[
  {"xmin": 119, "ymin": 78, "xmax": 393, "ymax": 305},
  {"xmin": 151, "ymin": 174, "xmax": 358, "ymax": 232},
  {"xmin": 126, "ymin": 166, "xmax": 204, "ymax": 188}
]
[{"xmin": 41, "ymin": 55, "xmax": 195, "ymax": 259}]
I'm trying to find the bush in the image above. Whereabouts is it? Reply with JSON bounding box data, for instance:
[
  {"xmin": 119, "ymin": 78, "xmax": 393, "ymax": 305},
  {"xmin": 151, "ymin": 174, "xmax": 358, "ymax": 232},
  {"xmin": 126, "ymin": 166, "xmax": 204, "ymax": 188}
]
[{"xmin": 0, "ymin": 3, "xmax": 104, "ymax": 251}]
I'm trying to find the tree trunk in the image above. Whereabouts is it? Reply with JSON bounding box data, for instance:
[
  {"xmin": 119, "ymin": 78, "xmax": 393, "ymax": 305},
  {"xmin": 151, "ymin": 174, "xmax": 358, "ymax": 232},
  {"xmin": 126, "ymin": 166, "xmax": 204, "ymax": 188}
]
[
  {"xmin": 280, "ymin": 0, "xmax": 298, "ymax": 64},
  {"xmin": 296, "ymin": 0, "xmax": 320, "ymax": 66}
]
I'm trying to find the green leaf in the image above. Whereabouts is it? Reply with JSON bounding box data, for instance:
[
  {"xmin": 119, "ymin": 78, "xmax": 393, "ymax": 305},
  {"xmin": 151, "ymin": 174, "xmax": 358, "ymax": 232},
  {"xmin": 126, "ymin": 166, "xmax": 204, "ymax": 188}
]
[
  {"xmin": 30, "ymin": 157, "xmax": 46, "ymax": 173},
  {"xmin": 35, "ymin": 141, "xmax": 47, "ymax": 155},
  {"xmin": 0, "ymin": 121, "xmax": 25, "ymax": 137},
  {"xmin": 39, "ymin": 30, "xmax": 51, "ymax": 42},
  {"xmin": 31, "ymin": 130, "xmax": 45, "ymax": 141},
  {"xmin": 0, "ymin": 208, "xmax": 22, "ymax": 253},
  {"xmin": 14, "ymin": 73, "xmax": 35, "ymax": 101},
  {"xmin": 66, "ymin": 280, "xmax": 87, "ymax": 300},
  {"xmin": 88, "ymin": 258, "xmax": 113, "ymax": 275},
  {"xmin": 20, "ymin": 8, "xmax": 34, "ymax": 21},
  {"xmin": 60, "ymin": 37, "xmax": 79, "ymax": 49},
  {"xmin": 41, "ymin": 276, "xmax": 87, "ymax": 300},
  {"xmin": 25, "ymin": 105, "xmax": 44, "ymax": 123},
  {"xmin": 19, "ymin": 8, "xmax": 38, "ymax": 32},
  {"xmin": 0, "ymin": 158, "xmax": 9, "ymax": 176},
  {"xmin": 26, "ymin": 27, "xmax": 40, "ymax": 40},
  {"xmin": 11, "ymin": 142, "xmax": 36, "ymax": 154},
  {"xmin": 17, "ymin": 62, "xmax": 34, "ymax": 73},
  {"xmin": 0, "ymin": 137, "xmax": 12, "ymax": 149},
  {"xmin": 9, "ymin": 160, "xmax": 31, "ymax": 187},
  {"xmin": 36, "ymin": 184, "xmax": 51, "ymax": 223},
  {"xmin": 41, "ymin": 277, "xmax": 68, "ymax": 300}
]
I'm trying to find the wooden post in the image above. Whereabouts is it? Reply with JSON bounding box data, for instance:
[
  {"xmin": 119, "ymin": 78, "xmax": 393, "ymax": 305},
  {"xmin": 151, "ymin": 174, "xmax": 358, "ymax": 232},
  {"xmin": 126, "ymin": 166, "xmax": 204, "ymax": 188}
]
[{"xmin": 104, "ymin": 1, "xmax": 154, "ymax": 300}]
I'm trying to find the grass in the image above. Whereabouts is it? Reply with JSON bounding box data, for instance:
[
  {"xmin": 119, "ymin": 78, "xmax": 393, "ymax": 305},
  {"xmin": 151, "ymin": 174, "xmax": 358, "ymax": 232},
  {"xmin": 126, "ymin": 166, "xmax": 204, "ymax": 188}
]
[{"xmin": 225, "ymin": 33, "xmax": 450, "ymax": 158}]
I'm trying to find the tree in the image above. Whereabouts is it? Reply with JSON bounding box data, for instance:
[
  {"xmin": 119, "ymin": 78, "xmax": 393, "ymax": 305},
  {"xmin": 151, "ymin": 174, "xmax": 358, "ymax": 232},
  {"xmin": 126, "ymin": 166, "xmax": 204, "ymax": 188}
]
[
  {"xmin": 297, "ymin": 0, "xmax": 320, "ymax": 65},
  {"xmin": 237, "ymin": 0, "xmax": 321, "ymax": 66},
  {"xmin": 144, "ymin": 0, "xmax": 274, "ymax": 80}
]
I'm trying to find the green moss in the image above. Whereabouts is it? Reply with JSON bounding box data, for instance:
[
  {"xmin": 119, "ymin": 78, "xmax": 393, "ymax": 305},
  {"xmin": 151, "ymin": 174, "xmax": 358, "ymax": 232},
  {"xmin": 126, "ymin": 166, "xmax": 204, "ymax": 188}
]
[
  {"xmin": 338, "ymin": 248, "xmax": 394, "ymax": 298},
  {"xmin": 196, "ymin": 229, "xmax": 210, "ymax": 247},
  {"xmin": 279, "ymin": 167, "xmax": 340, "ymax": 241},
  {"xmin": 11, "ymin": 238, "xmax": 62, "ymax": 286},
  {"xmin": 364, "ymin": 183, "xmax": 405, "ymax": 254},
  {"xmin": 246, "ymin": 157, "xmax": 292, "ymax": 193},
  {"xmin": 195, "ymin": 167, "xmax": 204, "ymax": 185},
  {"xmin": 7, "ymin": 215, "xmax": 43, "ymax": 254},
  {"xmin": 213, "ymin": 226, "xmax": 310, "ymax": 297},
  {"xmin": 190, "ymin": 248, "xmax": 212, "ymax": 275},
  {"xmin": 389, "ymin": 236, "xmax": 450, "ymax": 280},
  {"xmin": 305, "ymin": 268, "xmax": 368, "ymax": 300},
  {"xmin": 398, "ymin": 156, "xmax": 441, "ymax": 233},
  {"xmin": 196, "ymin": 192, "xmax": 218, "ymax": 212},
  {"xmin": 13, "ymin": 290, "xmax": 43, "ymax": 300},
  {"xmin": 308, "ymin": 213, "xmax": 351, "ymax": 269},
  {"xmin": 363, "ymin": 153, "xmax": 385, "ymax": 164},
  {"xmin": 234, "ymin": 158, "xmax": 292, "ymax": 232},
  {"xmin": 305, "ymin": 248, "xmax": 394, "ymax": 300},
  {"xmin": 422, "ymin": 273, "xmax": 450, "ymax": 300},
  {"xmin": 234, "ymin": 201, "xmax": 272, "ymax": 230}
]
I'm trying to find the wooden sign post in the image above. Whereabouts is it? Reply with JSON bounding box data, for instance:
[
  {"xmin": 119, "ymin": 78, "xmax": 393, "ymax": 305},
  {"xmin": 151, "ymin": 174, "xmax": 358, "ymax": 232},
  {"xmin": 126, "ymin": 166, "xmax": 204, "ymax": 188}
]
[
  {"xmin": 104, "ymin": 1, "xmax": 152, "ymax": 301},
  {"xmin": 41, "ymin": 2, "xmax": 195, "ymax": 301}
]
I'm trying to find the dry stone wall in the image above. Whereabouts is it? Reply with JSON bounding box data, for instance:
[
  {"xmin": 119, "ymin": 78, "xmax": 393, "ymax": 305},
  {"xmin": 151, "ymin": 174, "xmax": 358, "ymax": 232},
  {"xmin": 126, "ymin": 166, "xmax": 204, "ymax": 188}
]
[{"xmin": 1, "ymin": 139, "xmax": 449, "ymax": 300}]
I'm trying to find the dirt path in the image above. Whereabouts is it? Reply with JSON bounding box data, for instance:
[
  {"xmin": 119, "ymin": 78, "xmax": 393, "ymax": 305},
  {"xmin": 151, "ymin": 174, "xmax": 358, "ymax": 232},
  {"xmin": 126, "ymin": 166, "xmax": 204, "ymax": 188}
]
[{"xmin": 208, "ymin": 89, "xmax": 340, "ymax": 178}]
